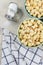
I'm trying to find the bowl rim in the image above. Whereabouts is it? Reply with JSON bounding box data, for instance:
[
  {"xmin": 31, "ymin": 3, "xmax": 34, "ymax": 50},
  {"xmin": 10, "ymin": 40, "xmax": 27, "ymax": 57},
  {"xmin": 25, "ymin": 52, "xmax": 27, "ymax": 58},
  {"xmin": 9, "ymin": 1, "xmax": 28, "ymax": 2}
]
[{"xmin": 17, "ymin": 18, "xmax": 43, "ymax": 47}]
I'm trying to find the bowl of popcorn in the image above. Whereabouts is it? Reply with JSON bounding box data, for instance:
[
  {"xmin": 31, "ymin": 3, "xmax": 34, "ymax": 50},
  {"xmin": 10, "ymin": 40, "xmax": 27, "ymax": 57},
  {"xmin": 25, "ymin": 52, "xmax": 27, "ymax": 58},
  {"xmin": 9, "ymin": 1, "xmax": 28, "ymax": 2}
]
[
  {"xmin": 18, "ymin": 19, "xmax": 43, "ymax": 47},
  {"xmin": 25, "ymin": 0, "xmax": 43, "ymax": 19}
]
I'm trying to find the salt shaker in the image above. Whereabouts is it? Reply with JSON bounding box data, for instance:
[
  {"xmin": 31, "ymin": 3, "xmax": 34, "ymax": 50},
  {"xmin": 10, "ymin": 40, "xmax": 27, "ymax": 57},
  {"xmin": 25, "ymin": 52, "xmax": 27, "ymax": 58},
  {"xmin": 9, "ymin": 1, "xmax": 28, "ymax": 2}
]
[{"xmin": 5, "ymin": 2, "xmax": 23, "ymax": 22}]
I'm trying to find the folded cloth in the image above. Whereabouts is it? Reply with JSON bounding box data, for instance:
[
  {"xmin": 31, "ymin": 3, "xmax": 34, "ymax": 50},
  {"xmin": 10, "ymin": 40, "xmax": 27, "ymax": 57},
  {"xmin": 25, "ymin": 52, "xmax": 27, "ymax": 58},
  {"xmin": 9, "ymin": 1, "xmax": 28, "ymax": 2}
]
[{"xmin": 1, "ymin": 29, "xmax": 43, "ymax": 65}]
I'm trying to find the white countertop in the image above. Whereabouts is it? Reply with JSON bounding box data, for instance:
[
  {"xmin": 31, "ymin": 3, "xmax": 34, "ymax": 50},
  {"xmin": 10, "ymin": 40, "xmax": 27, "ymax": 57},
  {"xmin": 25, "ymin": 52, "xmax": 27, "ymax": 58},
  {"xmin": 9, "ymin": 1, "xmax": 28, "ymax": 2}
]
[
  {"xmin": 0, "ymin": 0, "xmax": 31, "ymax": 33},
  {"xmin": 0, "ymin": 0, "xmax": 31, "ymax": 63}
]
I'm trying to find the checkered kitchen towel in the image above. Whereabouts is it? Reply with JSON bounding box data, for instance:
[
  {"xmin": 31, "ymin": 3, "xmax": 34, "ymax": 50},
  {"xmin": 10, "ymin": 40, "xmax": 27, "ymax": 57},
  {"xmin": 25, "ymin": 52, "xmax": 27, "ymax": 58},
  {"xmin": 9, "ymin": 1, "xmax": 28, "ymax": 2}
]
[{"xmin": 1, "ymin": 29, "xmax": 43, "ymax": 65}]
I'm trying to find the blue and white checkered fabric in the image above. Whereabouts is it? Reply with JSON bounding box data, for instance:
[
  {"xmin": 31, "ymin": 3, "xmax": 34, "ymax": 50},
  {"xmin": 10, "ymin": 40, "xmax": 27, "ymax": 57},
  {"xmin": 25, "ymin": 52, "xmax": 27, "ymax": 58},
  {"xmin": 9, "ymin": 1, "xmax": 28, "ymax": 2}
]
[{"xmin": 1, "ymin": 29, "xmax": 43, "ymax": 65}]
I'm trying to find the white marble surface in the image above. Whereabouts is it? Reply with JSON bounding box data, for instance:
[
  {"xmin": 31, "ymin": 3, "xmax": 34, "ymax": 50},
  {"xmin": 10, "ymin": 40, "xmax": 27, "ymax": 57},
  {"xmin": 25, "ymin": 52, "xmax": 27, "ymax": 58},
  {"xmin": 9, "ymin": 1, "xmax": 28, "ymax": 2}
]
[
  {"xmin": 0, "ymin": 0, "xmax": 31, "ymax": 64},
  {"xmin": 0, "ymin": 0, "xmax": 31, "ymax": 34}
]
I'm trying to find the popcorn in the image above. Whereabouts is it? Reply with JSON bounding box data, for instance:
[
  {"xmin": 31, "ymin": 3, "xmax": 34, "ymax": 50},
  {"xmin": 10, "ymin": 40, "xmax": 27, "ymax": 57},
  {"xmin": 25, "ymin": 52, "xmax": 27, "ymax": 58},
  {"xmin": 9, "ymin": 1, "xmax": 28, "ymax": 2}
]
[
  {"xmin": 25, "ymin": 0, "xmax": 43, "ymax": 18},
  {"xmin": 18, "ymin": 19, "xmax": 43, "ymax": 47}
]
